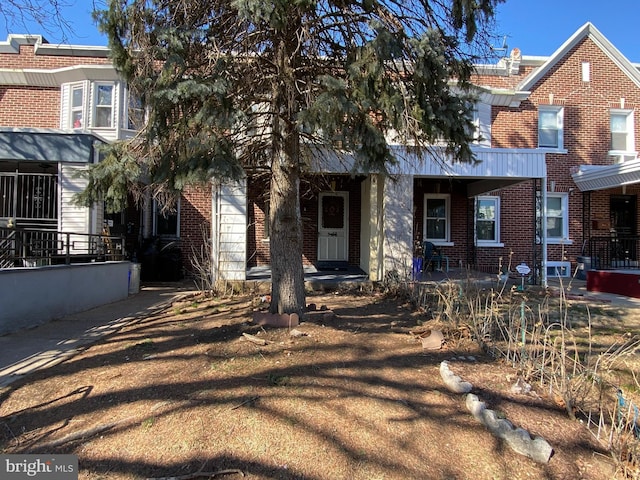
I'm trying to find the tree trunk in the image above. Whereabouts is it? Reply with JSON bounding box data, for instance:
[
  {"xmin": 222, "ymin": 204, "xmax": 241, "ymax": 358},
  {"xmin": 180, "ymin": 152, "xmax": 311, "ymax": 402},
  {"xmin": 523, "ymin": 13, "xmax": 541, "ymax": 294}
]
[
  {"xmin": 268, "ymin": 38, "xmax": 306, "ymax": 316},
  {"xmin": 269, "ymin": 143, "xmax": 306, "ymax": 315}
]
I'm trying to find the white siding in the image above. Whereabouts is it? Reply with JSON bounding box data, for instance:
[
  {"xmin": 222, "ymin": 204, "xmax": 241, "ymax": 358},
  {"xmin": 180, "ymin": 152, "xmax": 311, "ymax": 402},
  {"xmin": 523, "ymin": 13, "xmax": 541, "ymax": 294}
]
[
  {"xmin": 214, "ymin": 180, "xmax": 247, "ymax": 281},
  {"xmin": 391, "ymin": 146, "xmax": 546, "ymax": 179},
  {"xmin": 309, "ymin": 145, "xmax": 546, "ymax": 180},
  {"xmin": 59, "ymin": 163, "xmax": 98, "ymax": 254},
  {"xmin": 383, "ymin": 175, "xmax": 413, "ymax": 280},
  {"xmin": 60, "ymin": 84, "xmax": 70, "ymax": 129},
  {"xmin": 476, "ymin": 102, "xmax": 492, "ymax": 147}
]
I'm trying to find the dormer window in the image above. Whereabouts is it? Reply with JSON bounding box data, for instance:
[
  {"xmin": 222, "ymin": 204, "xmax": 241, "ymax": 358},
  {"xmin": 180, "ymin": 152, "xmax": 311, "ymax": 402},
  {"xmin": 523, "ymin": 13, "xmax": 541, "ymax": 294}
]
[{"xmin": 94, "ymin": 84, "xmax": 114, "ymax": 128}]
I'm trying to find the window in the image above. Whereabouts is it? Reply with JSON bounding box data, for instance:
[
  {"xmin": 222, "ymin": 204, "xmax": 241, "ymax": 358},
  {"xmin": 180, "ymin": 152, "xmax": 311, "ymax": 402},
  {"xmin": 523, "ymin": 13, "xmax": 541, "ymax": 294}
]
[
  {"xmin": 537, "ymin": 193, "xmax": 569, "ymax": 243},
  {"xmin": 476, "ymin": 196, "xmax": 501, "ymax": 245},
  {"xmin": 70, "ymin": 84, "xmax": 84, "ymax": 129},
  {"xmin": 423, "ymin": 194, "xmax": 450, "ymax": 242},
  {"xmin": 126, "ymin": 89, "xmax": 145, "ymax": 130},
  {"xmin": 153, "ymin": 200, "xmax": 180, "ymax": 237},
  {"xmin": 465, "ymin": 102, "xmax": 490, "ymax": 146},
  {"xmin": 94, "ymin": 84, "xmax": 114, "ymax": 128},
  {"xmin": 610, "ymin": 110, "xmax": 634, "ymax": 152},
  {"xmin": 546, "ymin": 261, "xmax": 571, "ymax": 278},
  {"xmin": 538, "ymin": 106, "xmax": 563, "ymax": 149}
]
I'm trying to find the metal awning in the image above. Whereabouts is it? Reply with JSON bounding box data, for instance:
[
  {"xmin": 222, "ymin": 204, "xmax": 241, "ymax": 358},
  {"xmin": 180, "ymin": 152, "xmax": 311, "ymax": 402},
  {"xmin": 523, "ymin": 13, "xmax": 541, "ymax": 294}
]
[
  {"xmin": 0, "ymin": 129, "xmax": 106, "ymax": 164},
  {"xmin": 571, "ymin": 159, "xmax": 640, "ymax": 191}
]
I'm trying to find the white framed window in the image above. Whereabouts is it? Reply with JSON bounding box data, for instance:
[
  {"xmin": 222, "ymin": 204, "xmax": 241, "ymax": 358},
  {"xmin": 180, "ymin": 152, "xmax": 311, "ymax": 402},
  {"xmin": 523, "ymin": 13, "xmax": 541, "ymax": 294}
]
[
  {"xmin": 93, "ymin": 83, "xmax": 115, "ymax": 128},
  {"xmin": 423, "ymin": 194, "xmax": 450, "ymax": 243},
  {"xmin": 546, "ymin": 261, "xmax": 571, "ymax": 278},
  {"xmin": 125, "ymin": 87, "xmax": 145, "ymax": 130},
  {"xmin": 70, "ymin": 84, "xmax": 85, "ymax": 129},
  {"xmin": 610, "ymin": 109, "xmax": 635, "ymax": 153},
  {"xmin": 153, "ymin": 199, "xmax": 180, "ymax": 238},
  {"xmin": 475, "ymin": 196, "xmax": 501, "ymax": 246},
  {"xmin": 538, "ymin": 106, "xmax": 564, "ymax": 149},
  {"xmin": 537, "ymin": 193, "xmax": 570, "ymax": 244}
]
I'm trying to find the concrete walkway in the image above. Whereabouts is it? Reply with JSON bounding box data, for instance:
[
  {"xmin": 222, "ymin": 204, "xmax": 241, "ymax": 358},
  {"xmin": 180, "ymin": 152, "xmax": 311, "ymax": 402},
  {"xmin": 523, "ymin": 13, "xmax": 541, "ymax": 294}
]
[{"xmin": 0, "ymin": 283, "xmax": 194, "ymax": 387}]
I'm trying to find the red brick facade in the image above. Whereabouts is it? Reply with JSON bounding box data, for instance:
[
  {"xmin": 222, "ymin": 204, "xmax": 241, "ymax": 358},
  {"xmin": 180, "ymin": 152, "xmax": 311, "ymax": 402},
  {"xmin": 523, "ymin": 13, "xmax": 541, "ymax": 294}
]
[
  {"xmin": 469, "ymin": 33, "xmax": 640, "ymax": 274},
  {"xmin": 3, "ymin": 26, "xmax": 639, "ymax": 280}
]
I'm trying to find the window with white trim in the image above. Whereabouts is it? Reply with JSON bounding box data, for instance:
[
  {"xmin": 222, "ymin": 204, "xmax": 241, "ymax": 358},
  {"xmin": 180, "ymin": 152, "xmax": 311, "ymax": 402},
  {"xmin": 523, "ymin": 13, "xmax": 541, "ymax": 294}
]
[
  {"xmin": 538, "ymin": 106, "xmax": 564, "ymax": 149},
  {"xmin": 94, "ymin": 84, "xmax": 115, "ymax": 128},
  {"xmin": 70, "ymin": 84, "xmax": 84, "ymax": 129},
  {"xmin": 537, "ymin": 193, "xmax": 569, "ymax": 243},
  {"xmin": 610, "ymin": 109, "xmax": 635, "ymax": 153},
  {"xmin": 153, "ymin": 200, "xmax": 180, "ymax": 237},
  {"xmin": 423, "ymin": 194, "xmax": 450, "ymax": 242},
  {"xmin": 126, "ymin": 88, "xmax": 145, "ymax": 130},
  {"xmin": 475, "ymin": 196, "xmax": 500, "ymax": 245}
]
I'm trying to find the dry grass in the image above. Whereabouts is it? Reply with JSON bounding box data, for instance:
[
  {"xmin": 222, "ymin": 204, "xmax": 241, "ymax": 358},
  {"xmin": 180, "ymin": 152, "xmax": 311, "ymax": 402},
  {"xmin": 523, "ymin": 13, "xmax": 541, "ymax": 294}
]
[{"xmin": 0, "ymin": 288, "xmax": 637, "ymax": 479}]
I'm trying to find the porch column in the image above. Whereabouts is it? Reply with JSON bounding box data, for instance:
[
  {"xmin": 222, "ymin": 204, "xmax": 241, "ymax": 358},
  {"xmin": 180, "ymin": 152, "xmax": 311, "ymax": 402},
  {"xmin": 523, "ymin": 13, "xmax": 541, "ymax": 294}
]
[
  {"xmin": 364, "ymin": 174, "xmax": 385, "ymax": 282},
  {"xmin": 383, "ymin": 174, "xmax": 414, "ymax": 280}
]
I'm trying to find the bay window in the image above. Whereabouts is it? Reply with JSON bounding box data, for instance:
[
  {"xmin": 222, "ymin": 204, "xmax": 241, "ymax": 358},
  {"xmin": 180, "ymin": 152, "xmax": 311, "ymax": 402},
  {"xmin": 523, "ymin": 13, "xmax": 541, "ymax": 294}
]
[{"xmin": 94, "ymin": 84, "xmax": 114, "ymax": 128}]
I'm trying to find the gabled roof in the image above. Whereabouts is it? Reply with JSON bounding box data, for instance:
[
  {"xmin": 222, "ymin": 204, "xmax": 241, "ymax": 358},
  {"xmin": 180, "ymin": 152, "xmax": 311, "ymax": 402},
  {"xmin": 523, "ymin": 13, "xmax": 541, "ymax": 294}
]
[{"xmin": 518, "ymin": 22, "xmax": 640, "ymax": 91}]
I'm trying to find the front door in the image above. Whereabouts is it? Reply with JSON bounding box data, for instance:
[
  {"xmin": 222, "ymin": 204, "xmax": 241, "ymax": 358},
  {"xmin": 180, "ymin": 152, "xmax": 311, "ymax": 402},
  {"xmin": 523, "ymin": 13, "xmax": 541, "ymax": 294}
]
[
  {"xmin": 610, "ymin": 194, "xmax": 637, "ymax": 262},
  {"xmin": 610, "ymin": 195, "xmax": 637, "ymax": 236},
  {"xmin": 318, "ymin": 191, "xmax": 348, "ymax": 263}
]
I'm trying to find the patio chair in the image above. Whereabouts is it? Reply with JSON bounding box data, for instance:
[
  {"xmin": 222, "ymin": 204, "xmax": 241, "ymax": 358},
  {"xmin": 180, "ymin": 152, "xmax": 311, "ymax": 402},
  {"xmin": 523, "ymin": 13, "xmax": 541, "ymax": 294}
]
[{"xmin": 423, "ymin": 241, "xmax": 449, "ymax": 272}]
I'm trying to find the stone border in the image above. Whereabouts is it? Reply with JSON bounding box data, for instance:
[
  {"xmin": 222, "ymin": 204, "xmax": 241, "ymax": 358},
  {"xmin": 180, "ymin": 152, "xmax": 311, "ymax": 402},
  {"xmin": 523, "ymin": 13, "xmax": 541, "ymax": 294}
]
[{"xmin": 439, "ymin": 360, "xmax": 554, "ymax": 463}]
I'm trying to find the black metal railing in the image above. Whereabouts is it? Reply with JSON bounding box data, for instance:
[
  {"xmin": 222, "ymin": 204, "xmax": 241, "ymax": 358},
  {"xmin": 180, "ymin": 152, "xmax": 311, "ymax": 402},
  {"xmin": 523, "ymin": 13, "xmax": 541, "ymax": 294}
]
[
  {"xmin": 0, "ymin": 226, "xmax": 125, "ymax": 268},
  {"xmin": 588, "ymin": 235, "xmax": 639, "ymax": 270}
]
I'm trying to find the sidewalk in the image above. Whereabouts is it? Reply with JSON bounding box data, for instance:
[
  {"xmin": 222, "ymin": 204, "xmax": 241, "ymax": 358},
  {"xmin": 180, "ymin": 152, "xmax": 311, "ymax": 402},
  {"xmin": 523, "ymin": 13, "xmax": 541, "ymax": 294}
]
[
  {"xmin": 547, "ymin": 277, "xmax": 640, "ymax": 309},
  {"xmin": 0, "ymin": 283, "xmax": 194, "ymax": 388}
]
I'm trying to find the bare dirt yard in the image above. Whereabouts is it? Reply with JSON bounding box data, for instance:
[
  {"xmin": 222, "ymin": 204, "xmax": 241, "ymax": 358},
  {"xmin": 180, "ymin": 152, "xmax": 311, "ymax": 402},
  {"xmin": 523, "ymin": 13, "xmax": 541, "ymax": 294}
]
[{"xmin": 1, "ymin": 284, "xmax": 639, "ymax": 480}]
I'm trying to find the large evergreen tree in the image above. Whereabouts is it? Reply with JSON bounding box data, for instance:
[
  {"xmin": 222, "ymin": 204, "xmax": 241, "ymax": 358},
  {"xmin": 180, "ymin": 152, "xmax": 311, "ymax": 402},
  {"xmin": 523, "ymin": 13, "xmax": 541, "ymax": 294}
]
[{"xmin": 84, "ymin": 0, "xmax": 502, "ymax": 315}]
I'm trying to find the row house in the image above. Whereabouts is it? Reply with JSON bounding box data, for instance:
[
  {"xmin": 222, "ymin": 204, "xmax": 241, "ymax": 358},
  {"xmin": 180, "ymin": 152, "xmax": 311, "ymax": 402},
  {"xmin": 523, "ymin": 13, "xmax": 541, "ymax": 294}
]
[
  {"xmin": 0, "ymin": 35, "xmax": 182, "ymax": 272},
  {"xmin": 1, "ymin": 23, "xmax": 638, "ymax": 292},
  {"xmin": 236, "ymin": 22, "xmax": 640, "ymax": 288}
]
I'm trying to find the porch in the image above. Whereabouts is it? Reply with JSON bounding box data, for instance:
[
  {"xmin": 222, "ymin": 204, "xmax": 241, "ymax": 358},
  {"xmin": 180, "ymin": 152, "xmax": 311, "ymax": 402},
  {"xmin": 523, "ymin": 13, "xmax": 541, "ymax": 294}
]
[{"xmin": 0, "ymin": 226, "xmax": 126, "ymax": 268}]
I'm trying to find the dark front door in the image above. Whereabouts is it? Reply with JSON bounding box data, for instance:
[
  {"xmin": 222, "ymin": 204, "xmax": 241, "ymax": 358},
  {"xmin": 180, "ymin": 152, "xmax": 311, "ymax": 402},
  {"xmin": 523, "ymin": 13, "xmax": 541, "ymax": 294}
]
[
  {"xmin": 610, "ymin": 194, "xmax": 637, "ymax": 263},
  {"xmin": 610, "ymin": 195, "xmax": 637, "ymax": 236}
]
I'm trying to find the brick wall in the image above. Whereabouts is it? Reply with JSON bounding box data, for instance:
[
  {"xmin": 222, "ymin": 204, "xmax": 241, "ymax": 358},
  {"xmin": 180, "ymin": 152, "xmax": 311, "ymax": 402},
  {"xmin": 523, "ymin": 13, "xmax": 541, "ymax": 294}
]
[
  {"xmin": 178, "ymin": 185, "xmax": 212, "ymax": 274},
  {"xmin": 477, "ymin": 35, "xmax": 640, "ymax": 271},
  {"xmin": 0, "ymin": 42, "xmax": 112, "ymax": 127}
]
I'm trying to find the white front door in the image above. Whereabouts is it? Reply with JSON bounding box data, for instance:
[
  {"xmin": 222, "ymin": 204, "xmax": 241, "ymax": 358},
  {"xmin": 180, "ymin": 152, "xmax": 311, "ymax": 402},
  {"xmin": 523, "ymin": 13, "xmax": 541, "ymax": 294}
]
[{"xmin": 318, "ymin": 191, "xmax": 349, "ymax": 262}]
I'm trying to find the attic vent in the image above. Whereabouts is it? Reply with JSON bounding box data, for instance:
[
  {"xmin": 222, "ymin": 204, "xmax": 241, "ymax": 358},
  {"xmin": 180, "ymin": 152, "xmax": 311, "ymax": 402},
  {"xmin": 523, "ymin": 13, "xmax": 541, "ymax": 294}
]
[{"xmin": 581, "ymin": 62, "xmax": 590, "ymax": 82}]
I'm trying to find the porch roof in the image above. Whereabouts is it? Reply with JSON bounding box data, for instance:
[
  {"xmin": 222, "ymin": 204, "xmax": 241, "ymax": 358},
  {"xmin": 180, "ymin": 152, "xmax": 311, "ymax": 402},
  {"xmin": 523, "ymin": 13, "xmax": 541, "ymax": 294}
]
[
  {"xmin": 571, "ymin": 159, "xmax": 640, "ymax": 191},
  {"xmin": 0, "ymin": 128, "xmax": 106, "ymax": 164},
  {"xmin": 391, "ymin": 146, "xmax": 546, "ymax": 196},
  {"xmin": 308, "ymin": 145, "xmax": 546, "ymax": 196}
]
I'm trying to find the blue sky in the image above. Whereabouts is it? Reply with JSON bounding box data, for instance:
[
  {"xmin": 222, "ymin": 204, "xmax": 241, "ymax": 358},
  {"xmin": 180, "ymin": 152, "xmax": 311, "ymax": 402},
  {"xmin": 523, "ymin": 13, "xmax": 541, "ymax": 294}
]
[{"xmin": 1, "ymin": 1, "xmax": 639, "ymax": 62}]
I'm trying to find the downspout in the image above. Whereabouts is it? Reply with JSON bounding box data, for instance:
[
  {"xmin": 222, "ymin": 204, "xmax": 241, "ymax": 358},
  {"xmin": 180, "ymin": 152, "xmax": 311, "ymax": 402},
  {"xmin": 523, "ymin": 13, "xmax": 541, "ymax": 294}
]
[
  {"xmin": 210, "ymin": 181, "xmax": 220, "ymax": 283},
  {"xmin": 541, "ymin": 176, "xmax": 548, "ymax": 288}
]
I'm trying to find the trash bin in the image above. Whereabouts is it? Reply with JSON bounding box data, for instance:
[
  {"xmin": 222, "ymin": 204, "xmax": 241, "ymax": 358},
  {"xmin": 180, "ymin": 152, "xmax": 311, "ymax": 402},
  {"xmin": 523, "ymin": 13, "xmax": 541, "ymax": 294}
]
[
  {"xmin": 129, "ymin": 262, "xmax": 141, "ymax": 294},
  {"xmin": 576, "ymin": 256, "xmax": 591, "ymax": 280}
]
